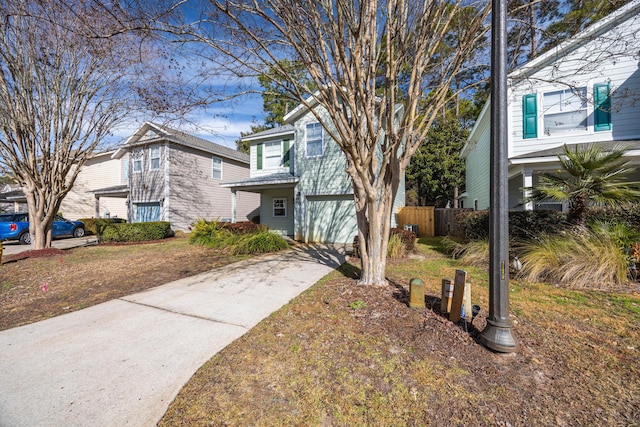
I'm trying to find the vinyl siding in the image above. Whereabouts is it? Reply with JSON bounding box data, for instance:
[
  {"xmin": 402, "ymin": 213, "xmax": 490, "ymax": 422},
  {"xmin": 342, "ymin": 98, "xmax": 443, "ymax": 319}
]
[
  {"xmin": 463, "ymin": 109, "xmax": 491, "ymax": 210},
  {"xmin": 510, "ymin": 14, "xmax": 640, "ymax": 157},
  {"xmin": 60, "ymin": 152, "xmax": 127, "ymax": 220},
  {"xmin": 167, "ymin": 144, "xmax": 258, "ymax": 231},
  {"xmin": 250, "ymin": 136, "xmax": 295, "ymax": 178},
  {"xmin": 260, "ymin": 189, "xmax": 295, "ymax": 236}
]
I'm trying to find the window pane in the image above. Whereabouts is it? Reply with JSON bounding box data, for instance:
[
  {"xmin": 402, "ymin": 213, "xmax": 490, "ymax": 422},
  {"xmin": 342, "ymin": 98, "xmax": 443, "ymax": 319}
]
[
  {"xmin": 544, "ymin": 110, "xmax": 587, "ymax": 135},
  {"xmin": 212, "ymin": 157, "xmax": 222, "ymax": 179},
  {"xmin": 273, "ymin": 198, "xmax": 286, "ymax": 217},
  {"xmin": 306, "ymin": 123, "xmax": 323, "ymax": 157},
  {"xmin": 264, "ymin": 141, "xmax": 282, "ymax": 168}
]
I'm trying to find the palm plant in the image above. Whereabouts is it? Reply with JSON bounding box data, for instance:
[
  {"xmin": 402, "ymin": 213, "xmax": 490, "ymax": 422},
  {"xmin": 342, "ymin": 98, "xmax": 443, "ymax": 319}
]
[{"xmin": 528, "ymin": 144, "xmax": 640, "ymax": 228}]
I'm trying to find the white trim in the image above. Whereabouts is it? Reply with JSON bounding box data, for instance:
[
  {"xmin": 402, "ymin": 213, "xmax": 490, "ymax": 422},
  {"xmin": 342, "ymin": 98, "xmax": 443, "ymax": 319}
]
[
  {"xmin": 273, "ymin": 197, "xmax": 287, "ymax": 217},
  {"xmin": 212, "ymin": 156, "xmax": 223, "ymax": 179}
]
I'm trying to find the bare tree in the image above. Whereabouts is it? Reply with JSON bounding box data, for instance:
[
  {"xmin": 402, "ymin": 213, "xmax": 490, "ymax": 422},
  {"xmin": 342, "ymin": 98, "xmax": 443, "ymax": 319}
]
[
  {"xmin": 0, "ymin": 1, "xmax": 191, "ymax": 249},
  {"xmin": 160, "ymin": 0, "xmax": 489, "ymax": 285}
]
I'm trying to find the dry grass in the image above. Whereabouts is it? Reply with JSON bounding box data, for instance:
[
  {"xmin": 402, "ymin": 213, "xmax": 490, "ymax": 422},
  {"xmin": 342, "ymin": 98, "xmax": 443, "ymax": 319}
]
[
  {"xmin": 160, "ymin": 238, "xmax": 640, "ymax": 426},
  {"xmin": 0, "ymin": 236, "xmax": 246, "ymax": 330}
]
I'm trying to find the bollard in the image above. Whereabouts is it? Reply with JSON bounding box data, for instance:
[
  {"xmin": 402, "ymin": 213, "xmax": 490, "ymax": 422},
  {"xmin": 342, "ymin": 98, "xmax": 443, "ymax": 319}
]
[
  {"xmin": 0, "ymin": 240, "xmax": 2, "ymax": 266},
  {"xmin": 409, "ymin": 278, "xmax": 425, "ymax": 308},
  {"xmin": 440, "ymin": 278, "xmax": 453, "ymax": 313}
]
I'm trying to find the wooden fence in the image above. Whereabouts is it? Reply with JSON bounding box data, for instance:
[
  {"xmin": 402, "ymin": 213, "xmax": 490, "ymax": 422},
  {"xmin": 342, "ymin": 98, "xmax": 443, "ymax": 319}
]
[
  {"xmin": 397, "ymin": 206, "xmax": 435, "ymax": 237},
  {"xmin": 434, "ymin": 208, "xmax": 473, "ymax": 237}
]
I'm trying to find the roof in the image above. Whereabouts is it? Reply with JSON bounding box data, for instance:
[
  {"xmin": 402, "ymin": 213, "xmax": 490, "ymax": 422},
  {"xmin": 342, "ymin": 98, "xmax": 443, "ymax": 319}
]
[
  {"xmin": 113, "ymin": 122, "xmax": 249, "ymax": 164},
  {"xmin": 89, "ymin": 184, "xmax": 129, "ymax": 197},
  {"xmin": 239, "ymin": 125, "xmax": 295, "ymax": 142},
  {"xmin": 510, "ymin": 140, "xmax": 640, "ymax": 162},
  {"xmin": 221, "ymin": 173, "xmax": 299, "ymax": 191}
]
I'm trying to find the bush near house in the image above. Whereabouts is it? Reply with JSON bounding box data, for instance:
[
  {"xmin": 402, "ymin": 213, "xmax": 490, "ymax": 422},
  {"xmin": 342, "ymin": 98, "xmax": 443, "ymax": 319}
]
[
  {"xmin": 455, "ymin": 209, "xmax": 569, "ymax": 241},
  {"xmin": 189, "ymin": 219, "xmax": 288, "ymax": 254},
  {"xmin": 79, "ymin": 218, "xmax": 127, "ymax": 235},
  {"xmin": 100, "ymin": 221, "xmax": 172, "ymax": 242}
]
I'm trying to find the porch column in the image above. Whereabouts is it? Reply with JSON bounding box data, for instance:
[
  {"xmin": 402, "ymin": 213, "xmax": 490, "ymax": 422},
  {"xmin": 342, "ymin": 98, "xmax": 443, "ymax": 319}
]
[
  {"xmin": 523, "ymin": 169, "xmax": 533, "ymax": 211},
  {"xmin": 231, "ymin": 190, "xmax": 237, "ymax": 223},
  {"xmin": 94, "ymin": 195, "xmax": 100, "ymax": 218}
]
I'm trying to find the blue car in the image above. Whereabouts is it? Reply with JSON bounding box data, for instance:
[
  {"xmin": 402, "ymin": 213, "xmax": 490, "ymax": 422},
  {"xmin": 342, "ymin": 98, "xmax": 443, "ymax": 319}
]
[{"xmin": 0, "ymin": 213, "xmax": 85, "ymax": 245}]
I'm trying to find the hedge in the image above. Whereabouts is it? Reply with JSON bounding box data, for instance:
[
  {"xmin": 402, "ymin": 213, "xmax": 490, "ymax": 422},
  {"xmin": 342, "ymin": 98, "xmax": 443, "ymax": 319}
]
[
  {"xmin": 79, "ymin": 218, "xmax": 126, "ymax": 235},
  {"xmin": 99, "ymin": 221, "xmax": 173, "ymax": 242},
  {"xmin": 455, "ymin": 210, "xmax": 569, "ymax": 241}
]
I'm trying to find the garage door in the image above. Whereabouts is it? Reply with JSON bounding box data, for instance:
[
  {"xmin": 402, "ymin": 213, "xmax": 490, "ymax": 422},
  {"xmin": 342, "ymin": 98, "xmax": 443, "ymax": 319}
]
[{"xmin": 306, "ymin": 195, "xmax": 358, "ymax": 244}]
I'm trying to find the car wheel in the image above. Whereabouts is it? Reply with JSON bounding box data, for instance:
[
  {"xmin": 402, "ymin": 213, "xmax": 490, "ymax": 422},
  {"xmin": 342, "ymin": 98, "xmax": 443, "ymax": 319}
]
[
  {"xmin": 19, "ymin": 232, "xmax": 31, "ymax": 245},
  {"xmin": 73, "ymin": 227, "xmax": 85, "ymax": 238}
]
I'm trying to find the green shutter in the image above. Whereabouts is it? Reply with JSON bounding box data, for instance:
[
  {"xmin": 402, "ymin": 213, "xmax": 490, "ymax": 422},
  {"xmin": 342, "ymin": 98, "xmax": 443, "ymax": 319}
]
[
  {"xmin": 522, "ymin": 94, "xmax": 537, "ymax": 139},
  {"xmin": 594, "ymin": 83, "xmax": 611, "ymax": 132},
  {"xmin": 257, "ymin": 143, "xmax": 263, "ymax": 170},
  {"xmin": 283, "ymin": 140, "xmax": 290, "ymax": 167}
]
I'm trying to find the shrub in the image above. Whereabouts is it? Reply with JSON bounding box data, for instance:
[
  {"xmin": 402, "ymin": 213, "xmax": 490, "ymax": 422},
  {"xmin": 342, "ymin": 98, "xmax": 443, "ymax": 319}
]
[
  {"xmin": 517, "ymin": 231, "xmax": 629, "ymax": 289},
  {"xmin": 79, "ymin": 218, "xmax": 127, "ymax": 235},
  {"xmin": 390, "ymin": 228, "xmax": 416, "ymax": 252},
  {"xmin": 387, "ymin": 233, "xmax": 406, "ymax": 258},
  {"xmin": 189, "ymin": 219, "xmax": 237, "ymax": 249},
  {"xmin": 222, "ymin": 221, "xmax": 266, "ymax": 235},
  {"xmin": 100, "ymin": 221, "xmax": 172, "ymax": 242},
  {"xmin": 455, "ymin": 210, "xmax": 568, "ymax": 241},
  {"xmin": 231, "ymin": 231, "xmax": 289, "ymax": 255}
]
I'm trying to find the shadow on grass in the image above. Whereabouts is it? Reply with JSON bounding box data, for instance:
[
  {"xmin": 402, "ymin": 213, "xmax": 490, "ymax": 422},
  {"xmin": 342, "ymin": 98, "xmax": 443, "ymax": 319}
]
[{"xmin": 336, "ymin": 262, "xmax": 361, "ymax": 279}]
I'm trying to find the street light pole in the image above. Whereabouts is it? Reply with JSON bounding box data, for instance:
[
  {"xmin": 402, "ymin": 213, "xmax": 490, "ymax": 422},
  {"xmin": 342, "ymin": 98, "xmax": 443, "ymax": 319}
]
[{"xmin": 480, "ymin": 0, "xmax": 519, "ymax": 353}]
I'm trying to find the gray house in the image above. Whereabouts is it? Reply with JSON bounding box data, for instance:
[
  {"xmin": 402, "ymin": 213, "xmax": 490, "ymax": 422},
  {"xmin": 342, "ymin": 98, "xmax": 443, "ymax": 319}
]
[
  {"xmin": 223, "ymin": 101, "xmax": 406, "ymax": 244},
  {"xmin": 107, "ymin": 122, "xmax": 259, "ymax": 231},
  {"xmin": 461, "ymin": 0, "xmax": 640, "ymax": 211}
]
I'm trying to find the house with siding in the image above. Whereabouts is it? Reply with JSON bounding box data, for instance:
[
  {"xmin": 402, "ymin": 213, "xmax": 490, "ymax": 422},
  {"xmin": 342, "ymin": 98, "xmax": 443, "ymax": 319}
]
[
  {"xmin": 59, "ymin": 150, "xmax": 129, "ymax": 220},
  {"xmin": 222, "ymin": 101, "xmax": 406, "ymax": 244},
  {"xmin": 107, "ymin": 122, "xmax": 259, "ymax": 231},
  {"xmin": 460, "ymin": 0, "xmax": 640, "ymax": 211}
]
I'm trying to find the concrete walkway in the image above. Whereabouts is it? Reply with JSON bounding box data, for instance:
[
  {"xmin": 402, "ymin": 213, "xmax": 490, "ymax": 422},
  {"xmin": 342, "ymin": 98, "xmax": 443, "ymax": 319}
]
[{"xmin": 0, "ymin": 245, "xmax": 345, "ymax": 427}]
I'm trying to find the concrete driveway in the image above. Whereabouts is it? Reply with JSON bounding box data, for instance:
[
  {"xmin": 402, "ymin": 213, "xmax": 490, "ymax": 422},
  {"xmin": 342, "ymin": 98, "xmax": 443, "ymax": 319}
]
[
  {"xmin": 0, "ymin": 244, "xmax": 346, "ymax": 426},
  {"xmin": 1, "ymin": 236, "xmax": 99, "ymax": 257}
]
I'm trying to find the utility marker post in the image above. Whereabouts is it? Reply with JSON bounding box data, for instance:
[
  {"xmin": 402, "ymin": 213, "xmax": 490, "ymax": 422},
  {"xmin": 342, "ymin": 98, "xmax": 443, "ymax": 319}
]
[{"xmin": 480, "ymin": 0, "xmax": 519, "ymax": 353}]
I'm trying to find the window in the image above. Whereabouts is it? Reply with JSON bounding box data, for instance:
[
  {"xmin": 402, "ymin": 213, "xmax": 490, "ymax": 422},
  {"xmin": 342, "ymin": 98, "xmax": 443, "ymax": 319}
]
[
  {"xmin": 132, "ymin": 149, "xmax": 143, "ymax": 173},
  {"xmin": 306, "ymin": 123, "xmax": 323, "ymax": 157},
  {"xmin": 264, "ymin": 141, "xmax": 282, "ymax": 169},
  {"xmin": 273, "ymin": 198, "xmax": 287, "ymax": 217},
  {"xmin": 212, "ymin": 157, "xmax": 222, "ymax": 179},
  {"xmin": 543, "ymin": 87, "xmax": 587, "ymax": 135},
  {"xmin": 122, "ymin": 157, "xmax": 129, "ymax": 183},
  {"xmin": 150, "ymin": 146, "xmax": 160, "ymax": 170},
  {"xmin": 135, "ymin": 202, "xmax": 161, "ymax": 222}
]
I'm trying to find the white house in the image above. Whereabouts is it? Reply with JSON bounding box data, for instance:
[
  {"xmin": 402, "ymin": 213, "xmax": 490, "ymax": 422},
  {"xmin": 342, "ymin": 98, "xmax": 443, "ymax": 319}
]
[{"xmin": 461, "ymin": 0, "xmax": 640, "ymax": 211}]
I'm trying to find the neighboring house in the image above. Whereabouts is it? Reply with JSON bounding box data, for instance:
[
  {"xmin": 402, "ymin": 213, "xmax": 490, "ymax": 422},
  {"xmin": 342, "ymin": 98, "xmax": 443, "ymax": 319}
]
[
  {"xmin": 60, "ymin": 150, "xmax": 129, "ymax": 220},
  {"xmin": 461, "ymin": 0, "xmax": 640, "ymax": 211},
  {"xmin": 110, "ymin": 122, "xmax": 259, "ymax": 231},
  {"xmin": 222, "ymin": 101, "xmax": 406, "ymax": 244},
  {"xmin": 0, "ymin": 184, "xmax": 26, "ymax": 213}
]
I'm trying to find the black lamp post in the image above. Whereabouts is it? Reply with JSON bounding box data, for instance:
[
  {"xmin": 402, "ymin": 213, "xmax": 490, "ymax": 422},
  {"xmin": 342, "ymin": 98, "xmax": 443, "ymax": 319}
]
[{"xmin": 480, "ymin": 0, "xmax": 518, "ymax": 353}]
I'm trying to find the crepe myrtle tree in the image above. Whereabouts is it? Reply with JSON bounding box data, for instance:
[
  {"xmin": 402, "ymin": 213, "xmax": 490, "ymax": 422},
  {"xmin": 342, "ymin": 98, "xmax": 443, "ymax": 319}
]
[
  {"xmin": 160, "ymin": 0, "xmax": 489, "ymax": 285},
  {"xmin": 0, "ymin": 1, "xmax": 199, "ymax": 249}
]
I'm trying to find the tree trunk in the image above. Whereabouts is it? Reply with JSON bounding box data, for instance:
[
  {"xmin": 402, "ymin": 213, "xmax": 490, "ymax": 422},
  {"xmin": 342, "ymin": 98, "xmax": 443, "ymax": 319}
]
[{"xmin": 354, "ymin": 174, "xmax": 397, "ymax": 286}]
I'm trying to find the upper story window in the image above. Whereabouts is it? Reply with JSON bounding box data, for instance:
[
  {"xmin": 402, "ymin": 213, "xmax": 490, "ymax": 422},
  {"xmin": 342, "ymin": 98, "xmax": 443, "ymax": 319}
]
[
  {"xmin": 306, "ymin": 123, "xmax": 324, "ymax": 157},
  {"xmin": 542, "ymin": 87, "xmax": 587, "ymax": 136},
  {"xmin": 256, "ymin": 140, "xmax": 291, "ymax": 170},
  {"xmin": 122, "ymin": 157, "xmax": 129, "ymax": 183},
  {"xmin": 212, "ymin": 156, "xmax": 222, "ymax": 179},
  {"xmin": 150, "ymin": 146, "xmax": 161, "ymax": 170},
  {"xmin": 132, "ymin": 149, "xmax": 143, "ymax": 173},
  {"xmin": 264, "ymin": 141, "xmax": 282, "ymax": 169}
]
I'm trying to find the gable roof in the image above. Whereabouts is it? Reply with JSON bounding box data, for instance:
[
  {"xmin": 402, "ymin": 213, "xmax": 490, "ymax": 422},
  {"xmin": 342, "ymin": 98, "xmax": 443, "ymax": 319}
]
[
  {"xmin": 239, "ymin": 125, "xmax": 295, "ymax": 142},
  {"xmin": 113, "ymin": 122, "xmax": 249, "ymax": 164},
  {"xmin": 510, "ymin": 0, "xmax": 640, "ymax": 80}
]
